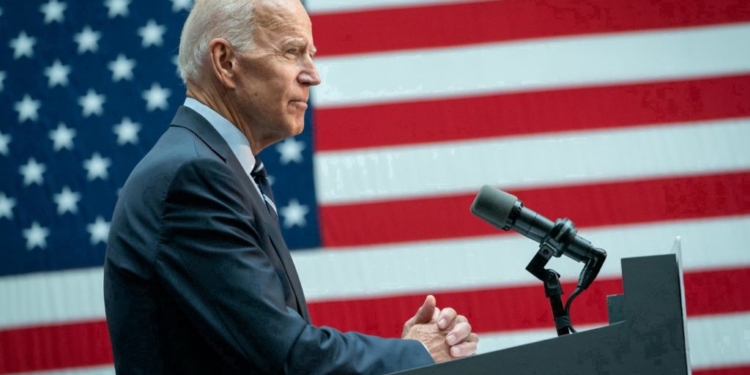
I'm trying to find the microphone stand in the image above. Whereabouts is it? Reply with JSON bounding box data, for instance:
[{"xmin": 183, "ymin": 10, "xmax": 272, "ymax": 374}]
[{"xmin": 526, "ymin": 239, "xmax": 573, "ymax": 336}]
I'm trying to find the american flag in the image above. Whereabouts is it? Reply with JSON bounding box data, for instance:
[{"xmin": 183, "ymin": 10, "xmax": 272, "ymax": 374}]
[{"xmin": 1, "ymin": 0, "xmax": 750, "ymax": 373}]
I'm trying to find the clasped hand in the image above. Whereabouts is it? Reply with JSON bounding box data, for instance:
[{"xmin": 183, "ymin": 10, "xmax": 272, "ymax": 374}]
[{"xmin": 401, "ymin": 295, "xmax": 479, "ymax": 363}]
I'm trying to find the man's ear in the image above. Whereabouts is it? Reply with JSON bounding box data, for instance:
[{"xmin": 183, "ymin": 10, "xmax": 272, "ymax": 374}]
[{"xmin": 208, "ymin": 38, "xmax": 237, "ymax": 89}]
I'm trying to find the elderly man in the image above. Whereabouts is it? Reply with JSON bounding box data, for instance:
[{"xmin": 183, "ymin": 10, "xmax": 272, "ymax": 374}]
[{"xmin": 103, "ymin": 0, "xmax": 478, "ymax": 373}]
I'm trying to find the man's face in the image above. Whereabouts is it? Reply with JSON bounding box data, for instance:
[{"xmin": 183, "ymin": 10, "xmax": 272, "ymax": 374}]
[{"xmin": 234, "ymin": 0, "xmax": 320, "ymax": 144}]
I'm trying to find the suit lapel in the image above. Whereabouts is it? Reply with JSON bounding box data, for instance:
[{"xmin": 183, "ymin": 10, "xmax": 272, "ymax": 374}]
[
  {"xmin": 266, "ymin": 228, "xmax": 311, "ymax": 322},
  {"xmin": 170, "ymin": 106, "xmax": 310, "ymax": 322},
  {"xmin": 225, "ymin": 153, "xmax": 311, "ymax": 323}
]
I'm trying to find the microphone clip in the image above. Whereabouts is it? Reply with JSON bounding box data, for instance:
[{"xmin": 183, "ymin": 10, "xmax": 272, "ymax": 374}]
[
  {"xmin": 524, "ymin": 218, "xmax": 607, "ymax": 336},
  {"xmin": 524, "ymin": 218, "xmax": 578, "ymax": 280}
]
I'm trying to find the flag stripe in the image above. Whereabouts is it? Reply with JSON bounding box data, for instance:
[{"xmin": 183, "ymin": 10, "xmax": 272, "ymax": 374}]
[
  {"xmin": 2, "ymin": 275, "xmax": 747, "ymax": 374},
  {"xmin": 312, "ymin": 23, "xmax": 750, "ymax": 108},
  {"xmin": 307, "ymin": 268, "xmax": 750, "ymax": 336},
  {"xmin": 296, "ymin": 216, "xmax": 750, "ymax": 300},
  {"xmin": 314, "ymin": 119, "xmax": 750, "ymax": 204},
  {"xmin": 697, "ymin": 366, "xmax": 750, "ymax": 375},
  {"xmin": 0, "ymin": 269, "xmax": 107, "ymax": 330},
  {"xmin": 0, "ymin": 320, "xmax": 112, "ymax": 374},
  {"xmin": 314, "ymin": 74, "xmax": 750, "ymax": 151},
  {"xmin": 319, "ymin": 171, "xmax": 750, "ymax": 247},
  {"xmin": 4, "ymin": 217, "xmax": 749, "ymax": 330},
  {"xmin": 311, "ymin": 0, "xmax": 750, "ymax": 57}
]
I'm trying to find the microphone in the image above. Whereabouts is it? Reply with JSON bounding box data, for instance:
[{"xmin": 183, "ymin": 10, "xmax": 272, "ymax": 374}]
[{"xmin": 470, "ymin": 185, "xmax": 606, "ymax": 290}]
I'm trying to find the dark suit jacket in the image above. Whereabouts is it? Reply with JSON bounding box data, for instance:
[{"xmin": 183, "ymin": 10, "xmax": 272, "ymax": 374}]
[{"xmin": 104, "ymin": 106, "xmax": 433, "ymax": 374}]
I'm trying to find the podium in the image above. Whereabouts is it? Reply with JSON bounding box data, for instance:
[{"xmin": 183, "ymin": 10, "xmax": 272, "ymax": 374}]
[{"xmin": 393, "ymin": 254, "xmax": 691, "ymax": 375}]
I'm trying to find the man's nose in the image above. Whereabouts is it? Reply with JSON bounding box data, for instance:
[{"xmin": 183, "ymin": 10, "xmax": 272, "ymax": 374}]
[{"xmin": 299, "ymin": 60, "xmax": 321, "ymax": 86}]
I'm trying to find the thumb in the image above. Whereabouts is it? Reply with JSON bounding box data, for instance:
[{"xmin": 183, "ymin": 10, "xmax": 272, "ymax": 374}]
[{"xmin": 414, "ymin": 295, "xmax": 437, "ymax": 324}]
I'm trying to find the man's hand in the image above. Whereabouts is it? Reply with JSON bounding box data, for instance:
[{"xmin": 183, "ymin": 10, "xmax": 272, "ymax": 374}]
[{"xmin": 402, "ymin": 295, "xmax": 479, "ymax": 363}]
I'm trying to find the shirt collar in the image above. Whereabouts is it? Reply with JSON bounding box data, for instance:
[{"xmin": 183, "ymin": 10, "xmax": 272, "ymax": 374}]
[{"xmin": 183, "ymin": 97, "xmax": 255, "ymax": 176}]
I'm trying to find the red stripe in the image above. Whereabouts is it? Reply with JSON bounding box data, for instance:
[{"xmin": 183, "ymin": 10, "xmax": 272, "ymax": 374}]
[
  {"xmin": 308, "ymin": 267, "xmax": 750, "ymax": 337},
  {"xmin": 320, "ymin": 171, "xmax": 750, "ymax": 247},
  {"xmin": 697, "ymin": 365, "xmax": 750, "ymax": 375},
  {"xmin": 1, "ymin": 268, "xmax": 746, "ymax": 373},
  {"xmin": 311, "ymin": 0, "xmax": 750, "ymax": 57},
  {"xmin": 0, "ymin": 320, "xmax": 112, "ymax": 374},
  {"xmin": 314, "ymin": 74, "xmax": 750, "ymax": 151}
]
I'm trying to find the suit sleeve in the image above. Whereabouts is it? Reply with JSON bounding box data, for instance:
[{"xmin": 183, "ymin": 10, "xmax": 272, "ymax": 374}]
[{"xmin": 153, "ymin": 157, "xmax": 434, "ymax": 374}]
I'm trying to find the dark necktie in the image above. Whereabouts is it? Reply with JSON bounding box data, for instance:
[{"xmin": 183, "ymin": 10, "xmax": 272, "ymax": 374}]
[{"xmin": 251, "ymin": 159, "xmax": 279, "ymax": 223}]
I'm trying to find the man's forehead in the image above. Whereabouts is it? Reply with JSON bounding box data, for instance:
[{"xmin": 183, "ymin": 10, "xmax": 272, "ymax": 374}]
[{"xmin": 254, "ymin": 0, "xmax": 310, "ymax": 30}]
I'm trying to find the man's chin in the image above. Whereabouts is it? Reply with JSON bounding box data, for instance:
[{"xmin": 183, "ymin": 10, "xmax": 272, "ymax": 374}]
[
  {"xmin": 290, "ymin": 117, "xmax": 306, "ymax": 135},
  {"xmin": 292, "ymin": 123, "xmax": 305, "ymax": 136}
]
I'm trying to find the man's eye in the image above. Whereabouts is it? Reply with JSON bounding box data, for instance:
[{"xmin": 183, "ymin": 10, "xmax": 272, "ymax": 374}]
[{"xmin": 285, "ymin": 49, "xmax": 298, "ymax": 56}]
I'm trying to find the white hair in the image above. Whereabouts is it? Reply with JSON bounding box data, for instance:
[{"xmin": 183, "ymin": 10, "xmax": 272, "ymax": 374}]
[{"xmin": 178, "ymin": 0, "xmax": 257, "ymax": 84}]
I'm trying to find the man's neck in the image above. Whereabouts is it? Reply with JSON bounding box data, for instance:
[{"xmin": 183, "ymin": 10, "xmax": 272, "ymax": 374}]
[{"xmin": 186, "ymin": 83, "xmax": 262, "ymax": 154}]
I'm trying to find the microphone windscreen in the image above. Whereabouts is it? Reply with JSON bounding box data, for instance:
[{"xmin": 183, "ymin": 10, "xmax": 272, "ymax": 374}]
[{"xmin": 470, "ymin": 185, "xmax": 518, "ymax": 229}]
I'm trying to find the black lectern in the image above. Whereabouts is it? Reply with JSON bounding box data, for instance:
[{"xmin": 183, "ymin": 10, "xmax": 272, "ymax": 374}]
[{"xmin": 393, "ymin": 254, "xmax": 691, "ymax": 375}]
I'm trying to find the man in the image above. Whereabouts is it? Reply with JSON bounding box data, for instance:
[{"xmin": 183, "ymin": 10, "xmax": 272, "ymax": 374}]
[{"xmin": 103, "ymin": 0, "xmax": 478, "ymax": 373}]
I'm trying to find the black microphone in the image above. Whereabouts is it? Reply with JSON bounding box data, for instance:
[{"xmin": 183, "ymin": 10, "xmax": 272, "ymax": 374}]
[{"xmin": 470, "ymin": 185, "xmax": 606, "ymax": 290}]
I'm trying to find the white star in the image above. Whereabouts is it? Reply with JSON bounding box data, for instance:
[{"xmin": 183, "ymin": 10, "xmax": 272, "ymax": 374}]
[
  {"xmin": 44, "ymin": 60, "xmax": 71, "ymax": 88},
  {"xmin": 49, "ymin": 123, "xmax": 76, "ymax": 151},
  {"xmin": 23, "ymin": 222, "xmax": 50, "ymax": 250},
  {"xmin": 10, "ymin": 31, "xmax": 36, "ymax": 59},
  {"xmin": 14, "ymin": 94, "xmax": 41, "ymax": 123},
  {"xmin": 87, "ymin": 216, "xmax": 110, "ymax": 245},
  {"xmin": 74, "ymin": 26, "xmax": 101, "ymax": 54},
  {"xmin": 83, "ymin": 152, "xmax": 111, "ymax": 180},
  {"xmin": 40, "ymin": 0, "xmax": 66, "ymax": 24},
  {"xmin": 0, "ymin": 193, "xmax": 16, "ymax": 219},
  {"xmin": 0, "ymin": 131, "xmax": 10, "ymax": 156},
  {"xmin": 171, "ymin": 0, "xmax": 193, "ymax": 12},
  {"xmin": 54, "ymin": 186, "xmax": 81, "ymax": 215},
  {"xmin": 276, "ymin": 137, "xmax": 305, "ymax": 164},
  {"xmin": 78, "ymin": 89, "xmax": 105, "ymax": 117},
  {"xmin": 108, "ymin": 54, "xmax": 136, "ymax": 82},
  {"xmin": 143, "ymin": 83, "xmax": 170, "ymax": 111},
  {"xmin": 280, "ymin": 199, "xmax": 309, "ymax": 228},
  {"xmin": 19, "ymin": 158, "xmax": 46, "ymax": 186},
  {"xmin": 138, "ymin": 20, "xmax": 166, "ymax": 48},
  {"xmin": 113, "ymin": 117, "xmax": 140, "ymax": 145},
  {"xmin": 0, "ymin": 71, "xmax": 6, "ymax": 92},
  {"xmin": 105, "ymin": 0, "xmax": 130, "ymax": 18}
]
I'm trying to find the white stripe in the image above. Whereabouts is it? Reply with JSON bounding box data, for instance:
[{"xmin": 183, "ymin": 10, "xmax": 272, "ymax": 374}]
[
  {"xmin": 312, "ymin": 23, "xmax": 750, "ymax": 108},
  {"xmin": 15, "ymin": 366, "xmax": 115, "ymax": 375},
  {"xmin": 477, "ymin": 312, "xmax": 750, "ymax": 370},
  {"xmin": 314, "ymin": 118, "xmax": 750, "ymax": 204},
  {"xmin": 0, "ymin": 268, "xmax": 104, "ymax": 329},
  {"xmin": 295, "ymin": 216, "xmax": 750, "ymax": 300},
  {"xmin": 4, "ymin": 216, "xmax": 747, "ymax": 329},
  {"xmin": 306, "ymin": 0, "xmax": 474, "ymax": 14}
]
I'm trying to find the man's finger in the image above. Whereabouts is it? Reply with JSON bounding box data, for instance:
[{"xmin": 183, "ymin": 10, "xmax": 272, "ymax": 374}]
[
  {"xmin": 437, "ymin": 307, "xmax": 457, "ymax": 330},
  {"xmin": 414, "ymin": 295, "xmax": 437, "ymax": 324},
  {"xmin": 445, "ymin": 321, "xmax": 472, "ymax": 345},
  {"xmin": 449, "ymin": 336, "xmax": 479, "ymax": 358}
]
